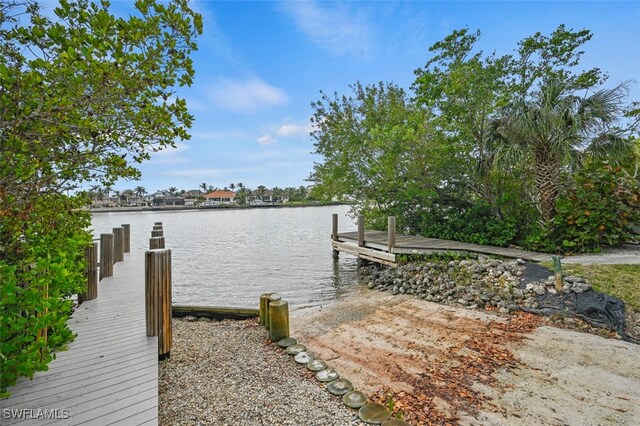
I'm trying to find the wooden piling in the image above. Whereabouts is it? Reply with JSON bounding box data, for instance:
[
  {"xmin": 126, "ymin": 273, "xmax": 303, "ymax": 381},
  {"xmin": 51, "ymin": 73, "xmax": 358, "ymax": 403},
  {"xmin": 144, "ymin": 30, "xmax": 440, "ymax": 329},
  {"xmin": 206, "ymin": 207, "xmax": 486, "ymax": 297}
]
[
  {"xmin": 259, "ymin": 293, "xmax": 272, "ymax": 326},
  {"xmin": 332, "ymin": 213, "xmax": 339, "ymax": 259},
  {"xmin": 145, "ymin": 249, "xmax": 172, "ymax": 359},
  {"xmin": 151, "ymin": 229, "xmax": 163, "ymax": 238},
  {"xmin": 357, "ymin": 215, "xmax": 365, "ymax": 247},
  {"xmin": 149, "ymin": 236, "xmax": 165, "ymax": 250},
  {"xmin": 99, "ymin": 233, "xmax": 113, "ymax": 280},
  {"xmin": 552, "ymin": 256, "xmax": 563, "ymax": 291},
  {"xmin": 387, "ymin": 216, "xmax": 396, "ymax": 253},
  {"xmin": 269, "ymin": 300, "xmax": 289, "ymax": 342},
  {"xmin": 153, "ymin": 225, "xmax": 163, "ymax": 231},
  {"xmin": 265, "ymin": 293, "xmax": 281, "ymax": 330},
  {"xmin": 121, "ymin": 224, "xmax": 131, "ymax": 253},
  {"xmin": 80, "ymin": 242, "xmax": 98, "ymax": 303},
  {"xmin": 154, "ymin": 222, "xmax": 162, "ymax": 226},
  {"xmin": 113, "ymin": 227, "xmax": 125, "ymax": 263}
]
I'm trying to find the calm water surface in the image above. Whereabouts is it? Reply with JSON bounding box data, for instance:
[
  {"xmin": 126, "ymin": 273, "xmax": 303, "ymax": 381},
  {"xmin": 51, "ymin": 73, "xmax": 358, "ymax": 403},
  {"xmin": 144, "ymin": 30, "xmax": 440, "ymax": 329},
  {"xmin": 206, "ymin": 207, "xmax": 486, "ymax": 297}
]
[{"xmin": 91, "ymin": 205, "xmax": 359, "ymax": 308}]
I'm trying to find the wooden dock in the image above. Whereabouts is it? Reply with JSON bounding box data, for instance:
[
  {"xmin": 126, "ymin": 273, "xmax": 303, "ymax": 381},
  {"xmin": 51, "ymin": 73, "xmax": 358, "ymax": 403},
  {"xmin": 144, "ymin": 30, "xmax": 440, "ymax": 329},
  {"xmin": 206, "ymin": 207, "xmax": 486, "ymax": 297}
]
[
  {"xmin": 332, "ymin": 215, "xmax": 554, "ymax": 265},
  {"xmin": 1, "ymin": 251, "xmax": 158, "ymax": 425}
]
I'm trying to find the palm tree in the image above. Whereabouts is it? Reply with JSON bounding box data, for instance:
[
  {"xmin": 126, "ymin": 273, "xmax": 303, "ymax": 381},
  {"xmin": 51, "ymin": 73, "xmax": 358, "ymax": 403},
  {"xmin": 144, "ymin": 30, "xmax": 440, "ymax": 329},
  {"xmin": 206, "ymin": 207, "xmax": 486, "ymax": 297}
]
[
  {"xmin": 168, "ymin": 187, "xmax": 178, "ymax": 196},
  {"xmin": 134, "ymin": 186, "xmax": 146, "ymax": 197},
  {"xmin": 229, "ymin": 183, "xmax": 236, "ymax": 191},
  {"xmin": 493, "ymin": 79, "xmax": 633, "ymax": 223},
  {"xmin": 200, "ymin": 182, "xmax": 208, "ymax": 193}
]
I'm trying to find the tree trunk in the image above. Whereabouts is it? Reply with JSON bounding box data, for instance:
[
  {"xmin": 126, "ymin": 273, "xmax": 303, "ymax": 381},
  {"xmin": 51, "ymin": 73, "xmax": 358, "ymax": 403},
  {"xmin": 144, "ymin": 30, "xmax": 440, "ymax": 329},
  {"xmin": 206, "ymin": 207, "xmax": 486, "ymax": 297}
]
[{"xmin": 534, "ymin": 147, "xmax": 561, "ymax": 223}]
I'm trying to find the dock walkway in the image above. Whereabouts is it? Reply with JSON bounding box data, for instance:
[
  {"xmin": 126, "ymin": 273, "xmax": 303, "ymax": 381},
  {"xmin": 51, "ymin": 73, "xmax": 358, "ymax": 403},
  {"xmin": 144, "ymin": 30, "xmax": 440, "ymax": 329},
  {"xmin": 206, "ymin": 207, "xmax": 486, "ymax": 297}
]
[
  {"xmin": 1, "ymin": 251, "xmax": 158, "ymax": 426},
  {"xmin": 335, "ymin": 230, "xmax": 553, "ymax": 265}
]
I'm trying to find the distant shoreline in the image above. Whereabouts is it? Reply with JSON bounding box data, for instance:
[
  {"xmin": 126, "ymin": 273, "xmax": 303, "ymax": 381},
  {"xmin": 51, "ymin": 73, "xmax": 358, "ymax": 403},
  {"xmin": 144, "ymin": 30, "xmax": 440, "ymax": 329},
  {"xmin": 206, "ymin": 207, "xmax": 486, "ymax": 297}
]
[{"xmin": 89, "ymin": 201, "xmax": 348, "ymax": 214}]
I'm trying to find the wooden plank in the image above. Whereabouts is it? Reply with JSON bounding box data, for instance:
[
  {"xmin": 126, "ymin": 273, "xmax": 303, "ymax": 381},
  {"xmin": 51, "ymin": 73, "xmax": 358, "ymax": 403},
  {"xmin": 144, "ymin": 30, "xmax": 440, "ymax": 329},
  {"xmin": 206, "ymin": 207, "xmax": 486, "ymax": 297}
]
[
  {"xmin": 172, "ymin": 305, "xmax": 259, "ymax": 320},
  {"xmin": 332, "ymin": 240, "xmax": 396, "ymax": 262}
]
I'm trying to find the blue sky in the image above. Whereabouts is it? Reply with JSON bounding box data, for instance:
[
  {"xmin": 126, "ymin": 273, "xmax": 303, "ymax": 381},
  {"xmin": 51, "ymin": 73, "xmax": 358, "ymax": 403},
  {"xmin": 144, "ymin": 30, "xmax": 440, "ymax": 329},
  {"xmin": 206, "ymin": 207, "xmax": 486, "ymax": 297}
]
[{"xmin": 51, "ymin": 1, "xmax": 640, "ymax": 193}]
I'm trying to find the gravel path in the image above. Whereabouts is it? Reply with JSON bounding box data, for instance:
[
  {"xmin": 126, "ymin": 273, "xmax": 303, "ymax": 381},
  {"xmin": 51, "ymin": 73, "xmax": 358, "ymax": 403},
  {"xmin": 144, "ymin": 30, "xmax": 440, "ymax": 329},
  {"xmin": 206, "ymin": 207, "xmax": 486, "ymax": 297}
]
[{"xmin": 159, "ymin": 318, "xmax": 366, "ymax": 426}]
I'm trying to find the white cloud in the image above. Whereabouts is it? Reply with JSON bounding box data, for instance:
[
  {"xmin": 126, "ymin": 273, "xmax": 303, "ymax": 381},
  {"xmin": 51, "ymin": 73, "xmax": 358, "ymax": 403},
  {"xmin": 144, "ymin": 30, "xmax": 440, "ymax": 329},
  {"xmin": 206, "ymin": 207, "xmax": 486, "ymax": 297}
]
[
  {"xmin": 279, "ymin": 1, "xmax": 373, "ymax": 58},
  {"xmin": 257, "ymin": 134, "xmax": 276, "ymax": 145},
  {"xmin": 209, "ymin": 77, "xmax": 288, "ymax": 113},
  {"xmin": 276, "ymin": 123, "xmax": 315, "ymax": 137}
]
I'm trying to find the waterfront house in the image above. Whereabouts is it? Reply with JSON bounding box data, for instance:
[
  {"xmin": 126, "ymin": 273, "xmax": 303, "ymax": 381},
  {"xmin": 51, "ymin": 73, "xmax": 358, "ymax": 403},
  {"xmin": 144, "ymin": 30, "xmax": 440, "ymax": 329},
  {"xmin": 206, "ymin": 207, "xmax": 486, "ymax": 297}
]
[{"xmin": 203, "ymin": 190, "xmax": 236, "ymax": 204}]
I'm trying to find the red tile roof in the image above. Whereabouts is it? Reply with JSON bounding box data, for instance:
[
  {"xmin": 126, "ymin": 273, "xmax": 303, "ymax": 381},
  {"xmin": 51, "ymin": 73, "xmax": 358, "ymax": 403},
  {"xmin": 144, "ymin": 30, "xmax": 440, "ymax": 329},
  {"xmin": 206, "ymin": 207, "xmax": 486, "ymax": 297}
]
[{"xmin": 204, "ymin": 190, "xmax": 236, "ymax": 199}]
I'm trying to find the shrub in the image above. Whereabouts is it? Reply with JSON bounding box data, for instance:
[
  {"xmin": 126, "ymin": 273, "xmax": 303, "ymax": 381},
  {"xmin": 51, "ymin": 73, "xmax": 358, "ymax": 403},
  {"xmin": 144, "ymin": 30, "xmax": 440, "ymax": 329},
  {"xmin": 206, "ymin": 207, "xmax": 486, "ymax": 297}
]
[
  {"xmin": 0, "ymin": 193, "xmax": 91, "ymax": 396},
  {"xmin": 527, "ymin": 163, "xmax": 640, "ymax": 253}
]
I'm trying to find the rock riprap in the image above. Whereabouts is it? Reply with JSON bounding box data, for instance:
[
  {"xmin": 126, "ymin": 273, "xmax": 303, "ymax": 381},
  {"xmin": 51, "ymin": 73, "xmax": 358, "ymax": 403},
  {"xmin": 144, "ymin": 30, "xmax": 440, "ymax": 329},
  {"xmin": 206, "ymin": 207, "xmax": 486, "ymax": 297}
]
[{"xmin": 360, "ymin": 258, "xmax": 592, "ymax": 314}]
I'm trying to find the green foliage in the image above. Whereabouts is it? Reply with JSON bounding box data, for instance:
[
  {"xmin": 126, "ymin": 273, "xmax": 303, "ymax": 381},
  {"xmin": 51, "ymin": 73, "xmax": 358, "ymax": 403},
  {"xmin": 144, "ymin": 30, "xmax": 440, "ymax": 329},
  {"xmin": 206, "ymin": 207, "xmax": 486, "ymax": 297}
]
[
  {"xmin": 310, "ymin": 24, "xmax": 638, "ymax": 253},
  {"xmin": 527, "ymin": 163, "xmax": 640, "ymax": 253},
  {"xmin": 1, "ymin": 193, "xmax": 91, "ymax": 395},
  {"xmin": 0, "ymin": 0, "xmax": 201, "ymax": 394},
  {"xmin": 419, "ymin": 203, "xmax": 518, "ymax": 247}
]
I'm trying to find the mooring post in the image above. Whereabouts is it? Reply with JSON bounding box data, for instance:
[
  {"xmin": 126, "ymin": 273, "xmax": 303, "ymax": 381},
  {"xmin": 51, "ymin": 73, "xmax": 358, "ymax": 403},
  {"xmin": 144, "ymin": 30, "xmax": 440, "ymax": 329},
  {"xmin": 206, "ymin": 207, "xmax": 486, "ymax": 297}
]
[
  {"xmin": 265, "ymin": 293, "xmax": 281, "ymax": 330},
  {"xmin": 388, "ymin": 216, "xmax": 396, "ymax": 253},
  {"xmin": 99, "ymin": 233, "xmax": 113, "ymax": 280},
  {"xmin": 259, "ymin": 293, "xmax": 272, "ymax": 326},
  {"xmin": 269, "ymin": 300, "xmax": 289, "ymax": 342},
  {"xmin": 149, "ymin": 236, "xmax": 165, "ymax": 250},
  {"xmin": 153, "ymin": 225, "xmax": 163, "ymax": 231},
  {"xmin": 154, "ymin": 221, "xmax": 162, "ymax": 226},
  {"xmin": 121, "ymin": 224, "xmax": 131, "ymax": 253},
  {"xmin": 552, "ymin": 255, "xmax": 563, "ymax": 291},
  {"xmin": 151, "ymin": 229, "xmax": 163, "ymax": 238},
  {"xmin": 357, "ymin": 215, "xmax": 365, "ymax": 247},
  {"xmin": 145, "ymin": 248, "xmax": 172, "ymax": 359},
  {"xmin": 113, "ymin": 227, "xmax": 125, "ymax": 263},
  {"xmin": 79, "ymin": 242, "xmax": 98, "ymax": 303},
  {"xmin": 332, "ymin": 213, "xmax": 339, "ymax": 259}
]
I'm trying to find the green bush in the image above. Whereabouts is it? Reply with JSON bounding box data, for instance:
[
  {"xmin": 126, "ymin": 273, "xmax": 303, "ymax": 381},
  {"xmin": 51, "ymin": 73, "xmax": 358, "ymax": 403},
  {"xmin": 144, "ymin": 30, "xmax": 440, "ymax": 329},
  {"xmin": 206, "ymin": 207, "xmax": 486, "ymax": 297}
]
[
  {"xmin": 0, "ymin": 193, "xmax": 91, "ymax": 396},
  {"xmin": 419, "ymin": 203, "xmax": 519, "ymax": 247},
  {"xmin": 527, "ymin": 163, "xmax": 640, "ymax": 253}
]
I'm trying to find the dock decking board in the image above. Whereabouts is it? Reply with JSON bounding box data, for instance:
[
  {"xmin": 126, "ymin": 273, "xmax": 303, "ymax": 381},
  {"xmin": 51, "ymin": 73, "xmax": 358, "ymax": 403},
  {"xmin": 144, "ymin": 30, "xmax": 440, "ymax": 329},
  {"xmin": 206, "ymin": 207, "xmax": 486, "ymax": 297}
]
[
  {"xmin": 336, "ymin": 231, "xmax": 554, "ymax": 263},
  {"xmin": 1, "ymin": 251, "xmax": 158, "ymax": 426}
]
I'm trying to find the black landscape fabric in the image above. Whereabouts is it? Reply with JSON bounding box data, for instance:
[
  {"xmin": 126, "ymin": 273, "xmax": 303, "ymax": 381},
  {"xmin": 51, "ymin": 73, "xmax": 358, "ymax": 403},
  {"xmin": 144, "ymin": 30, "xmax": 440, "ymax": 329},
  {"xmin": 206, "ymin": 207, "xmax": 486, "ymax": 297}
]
[{"xmin": 521, "ymin": 263, "xmax": 632, "ymax": 342}]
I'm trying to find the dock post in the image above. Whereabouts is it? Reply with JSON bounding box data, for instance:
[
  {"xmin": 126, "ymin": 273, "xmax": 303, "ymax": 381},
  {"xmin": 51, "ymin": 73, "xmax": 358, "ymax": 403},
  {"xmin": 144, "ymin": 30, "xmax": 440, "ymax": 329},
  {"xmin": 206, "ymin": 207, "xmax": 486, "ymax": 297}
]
[
  {"xmin": 79, "ymin": 242, "xmax": 98, "ymax": 303},
  {"xmin": 145, "ymin": 248, "xmax": 172, "ymax": 359},
  {"xmin": 265, "ymin": 293, "xmax": 281, "ymax": 330},
  {"xmin": 153, "ymin": 225, "xmax": 163, "ymax": 231},
  {"xmin": 121, "ymin": 224, "xmax": 131, "ymax": 253},
  {"xmin": 113, "ymin": 227, "xmax": 125, "ymax": 263},
  {"xmin": 99, "ymin": 233, "xmax": 113, "ymax": 280},
  {"xmin": 151, "ymin": 229, "xmax": 163, "ymax": 238},
  {"xmin": 150, "ymin": 236, "xmax": 165, "ymax": 250},
  {"xmin": 552, "ymin": 256, "xmax": 563, "ymax": 291},
  {"xmin": 154, "ymin": 221, "xmax": 162, "ymax": 226},
  {"xmin": 332, "ymin": 213, "xmax": 339, "ymax": 259},
  {"xmin": 259, "ymin": 293, "xmax": 272, "ymax": 326},
  {"xmin": 269, "ymin": 300, "xmax": 289, "ymax": 342},
  {"xmin": 388, "ymin": 216, "xmax": 396, "ymax": 253},
  {"xmin": 357, "ymin": 215, "xmax": 365, "ymax": 247}
]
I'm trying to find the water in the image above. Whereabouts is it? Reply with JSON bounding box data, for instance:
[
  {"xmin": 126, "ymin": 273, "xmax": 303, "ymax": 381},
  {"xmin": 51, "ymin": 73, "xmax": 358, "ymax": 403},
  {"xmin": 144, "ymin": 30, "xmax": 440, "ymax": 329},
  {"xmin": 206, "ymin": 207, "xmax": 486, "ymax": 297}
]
[{"xmin": 91, "ymin": 205, "xmax": 359, "ymax": 308}]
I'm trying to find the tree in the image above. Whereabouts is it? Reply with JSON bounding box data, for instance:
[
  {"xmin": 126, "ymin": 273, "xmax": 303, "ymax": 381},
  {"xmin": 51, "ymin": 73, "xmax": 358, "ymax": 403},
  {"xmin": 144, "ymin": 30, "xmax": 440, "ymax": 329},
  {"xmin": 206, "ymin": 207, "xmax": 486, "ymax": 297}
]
[
  {"xmin": 0, "ymin": 0, "xmax": 201, "ymax": 394},
  {"xmin": 200, "ymin": 182, "xmax": 208, "ymax": 193},
  {"xmin": 309, "ymin": 81, "xmax": 432, "ymax": 229},
  {"xmin": 168, "ymin": 186, "xmax": 178, "ymax": 196},
  {"xmin": 134, "ymin": 185, "xmax": 146, "ymax": 197},
  {"xmin": 493, "ymin": 79, "xmax": 635, "ymax": 222}
]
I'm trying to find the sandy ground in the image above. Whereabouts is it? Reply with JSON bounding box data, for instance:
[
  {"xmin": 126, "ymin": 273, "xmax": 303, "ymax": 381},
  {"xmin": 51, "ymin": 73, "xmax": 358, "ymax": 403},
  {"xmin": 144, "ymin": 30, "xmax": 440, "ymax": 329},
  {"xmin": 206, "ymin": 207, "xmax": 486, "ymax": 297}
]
[{"xmin": 291, "ymin": 289, "xmax": 640, "ymax": 425}]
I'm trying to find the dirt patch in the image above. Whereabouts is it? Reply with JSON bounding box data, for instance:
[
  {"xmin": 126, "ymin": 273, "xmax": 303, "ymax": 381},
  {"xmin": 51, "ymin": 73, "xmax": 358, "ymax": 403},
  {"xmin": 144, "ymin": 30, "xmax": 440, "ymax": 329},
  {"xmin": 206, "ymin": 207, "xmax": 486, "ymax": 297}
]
[{"xmin": 291, "ymin": 290, "xmax": 640, "ymax": 425}]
